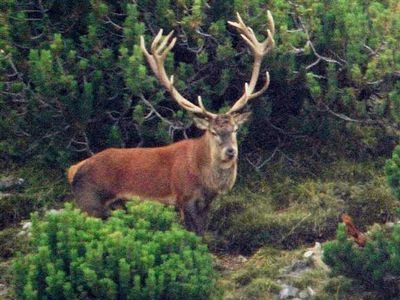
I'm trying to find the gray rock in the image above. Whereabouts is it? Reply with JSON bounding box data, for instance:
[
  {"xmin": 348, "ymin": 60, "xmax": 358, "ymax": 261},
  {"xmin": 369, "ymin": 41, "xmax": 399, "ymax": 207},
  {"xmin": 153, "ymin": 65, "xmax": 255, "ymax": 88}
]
[
  {"xmin": 307, "ymin": 287, "xmax": 315, "ymax": 297},
  {"xmin": 385, "ymin": 222, "xmax": 395, "ymax": 229},
  {"xmin": 0, "ymin": 192, "xmax": 13, "ymax": 199},
  {"xmin": 0, "ymin": 177, "xmax": 25, "ymax": 191},
  {"xmin": 281, "ymin": 260, "xmax": 310, "ymax": 275},
  {"xmin": 237, "ymin": 255, "xmax": 248, "ymax": 263},
  {"xmin": 299, "ymin": 289, "xmax": 309, "ymax": 299},
  {"xmin": 0, "ymin": 283, "xmax": 9, "ymax": 297},
  {"xmin": 279, "ymin": 284, "xmax": 299, "ymax": 299}
]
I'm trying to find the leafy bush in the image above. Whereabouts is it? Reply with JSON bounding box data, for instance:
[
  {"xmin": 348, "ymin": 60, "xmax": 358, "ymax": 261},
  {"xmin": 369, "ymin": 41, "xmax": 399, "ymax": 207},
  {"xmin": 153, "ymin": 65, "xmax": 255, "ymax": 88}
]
[
  {"xmin": 323, "ymin": 223, "xmax": 400, "ymax": 298},
  {"xmin": 12, "ymin": 201, "xmax": 218, "ymax": 300}
]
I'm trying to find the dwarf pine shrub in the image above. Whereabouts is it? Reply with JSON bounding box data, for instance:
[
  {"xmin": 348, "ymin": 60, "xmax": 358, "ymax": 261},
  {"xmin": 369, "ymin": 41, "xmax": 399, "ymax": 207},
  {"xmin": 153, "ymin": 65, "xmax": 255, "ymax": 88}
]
[
  {"xmin": 323, "ymin": 223, "xmax": 400, "ymax": 298},
  {"xmin": 386, "ymin": 145, "xmax": 400, "ymax": 201},
  {"xmin": 323, "ymin": 153, "xmax": 400, "ymax": 298},
  {"xmin": 12, "ymin": 201, "xmax": 218, "ymax": 300}
]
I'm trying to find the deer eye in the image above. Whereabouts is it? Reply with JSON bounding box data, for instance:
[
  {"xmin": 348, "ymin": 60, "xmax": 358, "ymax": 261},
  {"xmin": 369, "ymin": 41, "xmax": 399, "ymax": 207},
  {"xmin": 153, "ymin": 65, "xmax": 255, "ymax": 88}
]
[{"xmin": 210, "ymin": 130, "xmax": 217, "ymax": 136}]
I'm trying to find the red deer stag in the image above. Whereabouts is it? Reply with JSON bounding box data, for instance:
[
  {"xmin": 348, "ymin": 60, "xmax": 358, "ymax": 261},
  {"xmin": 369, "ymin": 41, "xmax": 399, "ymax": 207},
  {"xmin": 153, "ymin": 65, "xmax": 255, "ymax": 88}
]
[{"xmin": 68, "ymin": 12, "xmax": 275, "ymax": 234}]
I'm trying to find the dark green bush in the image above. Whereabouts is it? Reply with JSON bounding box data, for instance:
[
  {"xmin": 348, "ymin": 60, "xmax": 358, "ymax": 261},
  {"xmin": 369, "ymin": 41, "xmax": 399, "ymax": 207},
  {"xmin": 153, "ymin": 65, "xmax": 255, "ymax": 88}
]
[
  {"xmin": 320, "ymin": 145, "xmax": 400, "ymax": 298},
  {"xmin": 386, "ymin": 145, "xmax": 400, "ymax": 201},
  {"xmin": 1, "ymin": 0, "xmax": 399, "ymax": 168},
  {"xmin": 323, "ymin": 223, "xmax": 400, "ymax": 298},
  {"xmin": 12, "ymin": 201, "xmax": 218, "ymax": 300}
]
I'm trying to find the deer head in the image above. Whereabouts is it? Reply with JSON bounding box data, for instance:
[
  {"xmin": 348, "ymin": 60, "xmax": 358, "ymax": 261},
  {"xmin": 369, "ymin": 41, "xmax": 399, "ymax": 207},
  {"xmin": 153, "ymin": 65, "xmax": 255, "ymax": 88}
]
[{"xmin": 140, "ymin": 11, "xmax": 275, "ymax": 166}]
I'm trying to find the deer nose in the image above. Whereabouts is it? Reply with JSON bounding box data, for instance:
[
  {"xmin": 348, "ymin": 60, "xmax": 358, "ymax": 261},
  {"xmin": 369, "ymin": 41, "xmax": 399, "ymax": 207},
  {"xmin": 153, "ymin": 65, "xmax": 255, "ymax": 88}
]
[{"xmin": 225, "ymin": 148, "xmax": 236, "ymax": 159}]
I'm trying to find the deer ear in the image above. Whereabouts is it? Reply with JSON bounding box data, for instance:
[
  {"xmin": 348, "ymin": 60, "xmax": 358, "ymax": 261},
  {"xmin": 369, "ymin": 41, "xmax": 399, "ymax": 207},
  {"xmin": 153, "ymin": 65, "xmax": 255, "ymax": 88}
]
[
  {"xmin": 193, "ymin": 117, "xmax": 210, "ymax": 130},
  {"xmin": 233, "ymin": 111, "xmax": 251, "ymax": 125}
]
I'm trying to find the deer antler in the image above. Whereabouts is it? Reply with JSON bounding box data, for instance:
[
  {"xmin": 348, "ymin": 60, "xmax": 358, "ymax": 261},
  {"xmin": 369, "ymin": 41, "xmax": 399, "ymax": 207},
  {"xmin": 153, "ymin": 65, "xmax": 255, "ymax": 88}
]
[
  {"xmin": 227, "ymin": 11, "xmax": 275, "ymax": 114},
  {"xmin": 140, "ymin": 30, "xmax": 217, "ymax": 118},
  {"xmin": 140, "ymin": 11, "xmax": 274, "ymax": 117}
]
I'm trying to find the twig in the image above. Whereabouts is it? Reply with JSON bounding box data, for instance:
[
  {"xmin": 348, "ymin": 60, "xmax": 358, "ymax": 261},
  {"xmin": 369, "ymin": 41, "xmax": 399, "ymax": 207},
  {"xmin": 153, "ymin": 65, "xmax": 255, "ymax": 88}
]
[
  {"xmin": 295, "ymin": 17, "xmax": 345, "ymax": 70},
  {"xmin": 67, "ymin": 131, "xmax": 94, "ymax": 156},
  {"xmin": 104, "ymin": 16, "xmax": 123, "ymax": 31},
  {"xmin": 279, "ymin": 212, "xmax": 312, "ymax": 243},
  {"xmin": 139, "ymin": 94, "xmax": 191, "ymax": 139},
  {"xmin": 319, "ymin": 102, "xmax": 380, "ymax": 125},
  {"xmin": 246, "ymin": 147, "xmax": 279, "ymax": 172}
]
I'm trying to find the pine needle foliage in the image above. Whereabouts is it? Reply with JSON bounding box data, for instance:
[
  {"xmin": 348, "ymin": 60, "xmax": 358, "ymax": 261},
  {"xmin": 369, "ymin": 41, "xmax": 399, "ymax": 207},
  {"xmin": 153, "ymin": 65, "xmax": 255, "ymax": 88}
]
[
  {"xmin": 323, "ymin": 223, "xmax": 400, "ymax": 298},
  {"xmin": 386, "ymin": 145, "xmax": 400, "ymax": 201},
  {"xmin": 0, "ymin": 0, "xmax": 399, "ymax": 168},
  {"xmin": 322, "ymin": 152, "xmax": 400, "ymax": 298},
  {"xmin": 12, "ymin": 201, "xmax": 218, "ymax": 300}
]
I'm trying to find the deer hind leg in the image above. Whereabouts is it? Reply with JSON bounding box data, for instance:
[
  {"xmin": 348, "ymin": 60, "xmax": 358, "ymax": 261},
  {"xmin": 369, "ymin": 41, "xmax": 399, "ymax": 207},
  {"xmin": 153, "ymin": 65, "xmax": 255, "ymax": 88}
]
[
  {"xmin": 73, "ymin": 186, "xmax": 114, "ymax": 219},
  {"xmin": 72, "ymin": 173, "xmax": 114, "ymax": 219},
  {"xmin": 71, "ymin": 162, "xmax": 119, "ymax": 219}
]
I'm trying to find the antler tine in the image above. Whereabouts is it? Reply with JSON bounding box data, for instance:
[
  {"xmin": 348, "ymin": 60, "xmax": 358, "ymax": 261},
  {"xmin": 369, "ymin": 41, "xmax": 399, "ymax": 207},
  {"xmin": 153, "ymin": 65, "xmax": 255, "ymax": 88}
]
[
  {"xmin": 141, "ymin": 32, "xmax": 217, "ymax": 118},
  {"xmin": 228, "ymin": 83, "xmax": 249, "ymax": 112},
  {"xmin": 197, "ymin": 96, "xmax": 205, "ymax": 111},
  {"xmin": 248, "ymin": 71, "xmax": 270, "ymax": 99},
  {"xmin": 267, "ymin": 10, "xmax": 275, "ymax": 35},
  {"xmin": 227, "ymin": 11, "xmax": 275, "ymax": 114},
  {"xmin": 158, "ymin": 30, "xmax": 175, "ymax": 55},
  {"xmin": 151, "ymin": 29, "xmax": 163, "ymax": 54}
]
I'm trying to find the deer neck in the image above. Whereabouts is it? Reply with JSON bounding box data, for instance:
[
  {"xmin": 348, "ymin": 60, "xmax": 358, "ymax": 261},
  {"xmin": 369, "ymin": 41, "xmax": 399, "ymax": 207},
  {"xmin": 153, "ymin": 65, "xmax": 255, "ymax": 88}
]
[{"xmin": 194, "ymin": 132, "xmax": 237, "ymax": 194}]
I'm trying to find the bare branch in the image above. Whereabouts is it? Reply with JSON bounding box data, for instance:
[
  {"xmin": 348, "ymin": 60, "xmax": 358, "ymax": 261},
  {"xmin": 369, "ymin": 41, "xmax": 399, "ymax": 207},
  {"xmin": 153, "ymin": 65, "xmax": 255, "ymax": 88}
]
[
  {"xmin": 104, "ymin": 16, "xmax": 123, "ymax": 31},
  {"xmin": 245, "ymin": 147, "xmax": 279, "ymax": 172},
  {"xmin": 319, "ymin": 102, "xmax": 381, "ymax": 125},
  {"xmin": 67, "ymin": 131, "xmax": 94, "ymax": 156},
  {"xmin": 294, "ymin": 17, "xmax": 345, "ymax": 70},
  {"xmin": 139, "ymin": 94, "xmax": 191, "ymax": 139}
]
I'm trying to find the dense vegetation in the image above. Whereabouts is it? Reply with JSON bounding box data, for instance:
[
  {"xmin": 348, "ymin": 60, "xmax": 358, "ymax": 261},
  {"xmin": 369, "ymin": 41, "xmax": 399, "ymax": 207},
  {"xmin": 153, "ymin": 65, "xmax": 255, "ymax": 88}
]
[
  {"xmin": 386, "ymin": 145, "xmax": 400, "ymax": 201},
  {"xmin": 0, "ymin": 0, "xmax": 399, "ymax": 299},
  {"xmin": 1, "ymin": 0, "xmax": 399, "ymax": 170},
  {"xmin": 321, "ymin": 149, "xmax": 400, "ymax": 298},
  {"xmin": 12, "ymin": 201, "xmax": 218, "ymax": 299},
  {"xmin": 323, "ymin": 222, "xmax": 400, "ymax": 298}
]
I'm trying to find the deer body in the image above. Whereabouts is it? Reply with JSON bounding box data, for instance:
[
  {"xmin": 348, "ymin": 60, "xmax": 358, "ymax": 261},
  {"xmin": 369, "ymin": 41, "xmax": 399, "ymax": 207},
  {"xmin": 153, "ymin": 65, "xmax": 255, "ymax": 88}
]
[
  {"xmin": 69, "ymin": 130, "xmax": 237, "ymax": 233},
  {"xmin": 69, "ymin": 11, "xmax": 275, "ymax": 234}
]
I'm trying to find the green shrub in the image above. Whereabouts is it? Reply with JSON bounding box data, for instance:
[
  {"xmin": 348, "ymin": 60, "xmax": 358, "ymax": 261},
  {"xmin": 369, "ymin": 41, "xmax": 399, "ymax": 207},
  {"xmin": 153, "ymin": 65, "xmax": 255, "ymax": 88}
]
[
  {"xmin": 386, "ymin": 145, "xmax": 400, "ymax": 201},
  {"xmin": 323, "ymin": 223, "xmax": 400, "ymax": 298},
  {"xmin": 12, "ymin": 201, "xmax": 218, "ymax": 300},
  {"xmin": 320, "ymin": 147, "xmax": 400, "ymax": 298},
  {"xmin": 1, "ymin": 0, "xmax": 399, "ymax": 168}
]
